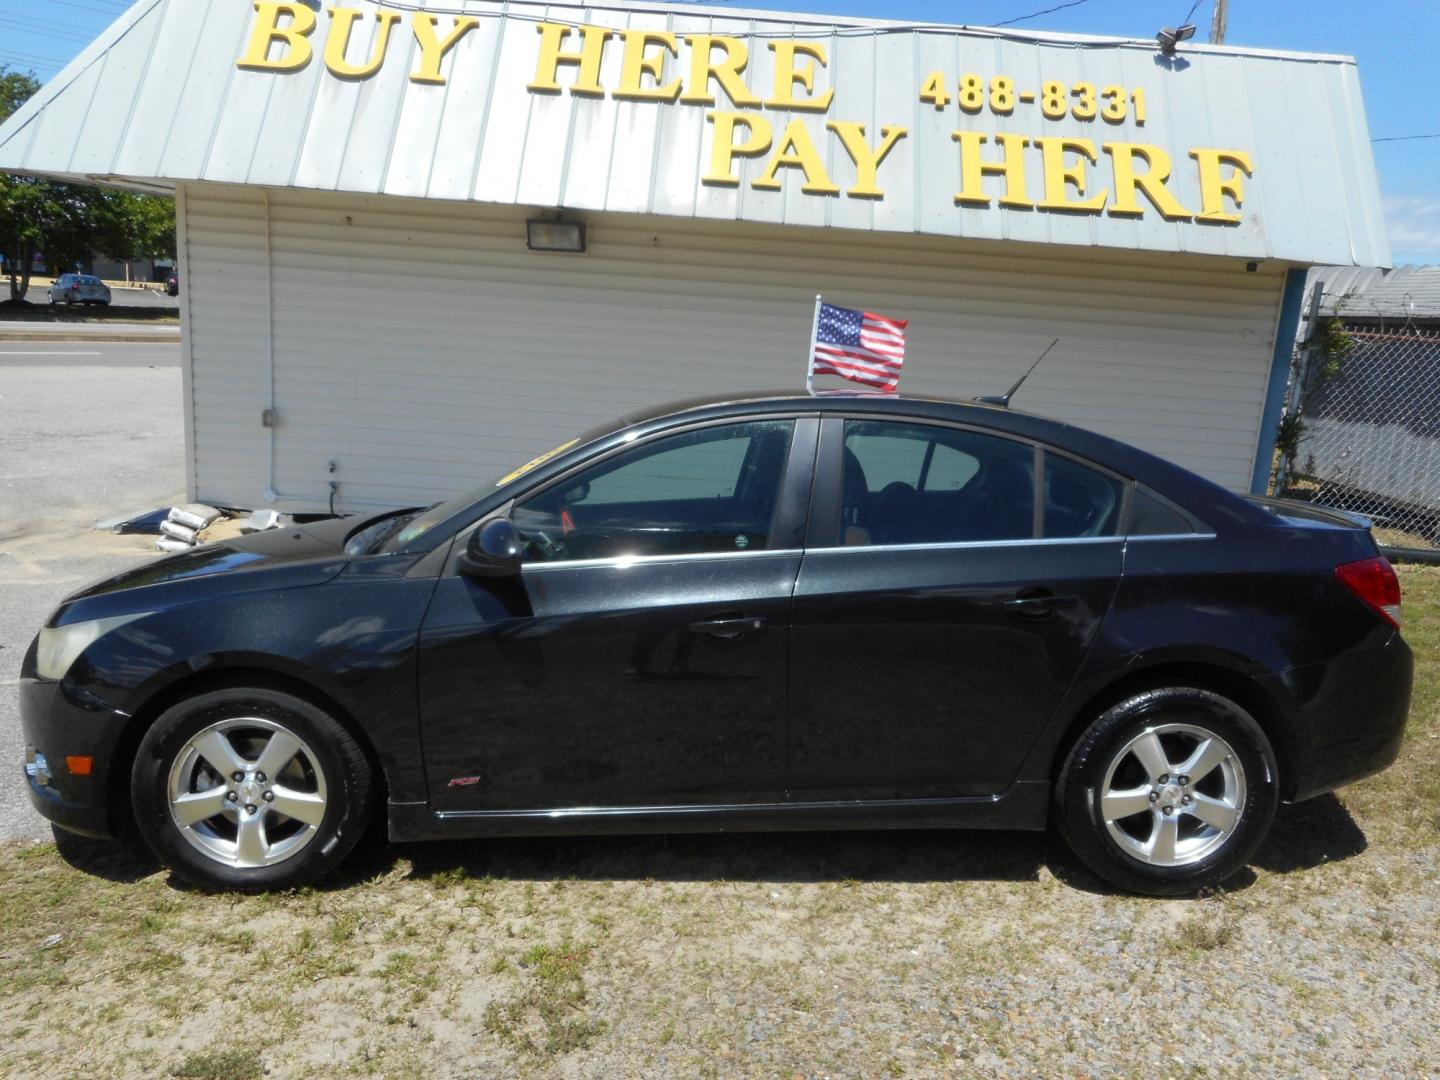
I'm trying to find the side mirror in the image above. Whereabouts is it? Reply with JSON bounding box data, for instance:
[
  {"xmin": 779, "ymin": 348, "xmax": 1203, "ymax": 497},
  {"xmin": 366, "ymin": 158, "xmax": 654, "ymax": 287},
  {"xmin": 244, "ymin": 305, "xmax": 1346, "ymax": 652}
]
[{"xmin": 460, "ymin": 518, "xmax": 522, "ymax": 578}]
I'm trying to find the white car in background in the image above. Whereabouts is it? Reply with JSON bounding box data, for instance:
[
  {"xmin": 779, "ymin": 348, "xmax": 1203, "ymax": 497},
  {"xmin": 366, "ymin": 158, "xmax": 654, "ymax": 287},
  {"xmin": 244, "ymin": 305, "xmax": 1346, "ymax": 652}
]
[{"xmin": 47, "ymin": 273, "xmax": 111, "ymax": 307}]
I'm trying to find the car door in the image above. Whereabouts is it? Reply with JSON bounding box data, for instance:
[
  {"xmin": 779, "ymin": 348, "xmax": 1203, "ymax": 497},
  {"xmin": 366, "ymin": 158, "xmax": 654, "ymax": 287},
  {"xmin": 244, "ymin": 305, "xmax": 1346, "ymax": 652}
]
[
  {"xmin": 418, "ymin": 416, "xmax": 817, "ymax": 812},
  {"xmin": 787, "ymin": 416, "xmax": 1126, "ymax": 801}
]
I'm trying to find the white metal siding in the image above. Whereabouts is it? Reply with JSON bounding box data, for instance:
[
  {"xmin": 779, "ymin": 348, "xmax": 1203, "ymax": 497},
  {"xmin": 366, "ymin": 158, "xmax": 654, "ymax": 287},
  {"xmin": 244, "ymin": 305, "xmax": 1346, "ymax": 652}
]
[{"xmin": 182, "ymin": 183, "xmax": 1285, "ymax": 512}]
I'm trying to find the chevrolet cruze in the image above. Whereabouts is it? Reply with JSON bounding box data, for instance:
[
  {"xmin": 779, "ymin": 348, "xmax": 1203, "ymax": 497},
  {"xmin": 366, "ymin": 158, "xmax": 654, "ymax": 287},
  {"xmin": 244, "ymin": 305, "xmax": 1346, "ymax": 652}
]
[{"xmin": 19, "ymin": 393, "xmax": 1412, "ymax": 895}]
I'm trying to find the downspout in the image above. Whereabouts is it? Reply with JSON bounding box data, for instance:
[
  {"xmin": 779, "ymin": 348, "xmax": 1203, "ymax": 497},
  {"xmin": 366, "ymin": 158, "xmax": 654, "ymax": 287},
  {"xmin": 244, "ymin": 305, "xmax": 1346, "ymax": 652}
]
[
  {"xmin": 1250, "ymin": 268, "xmax": 1308, "ymax": 495},
  {"xmin": 262, "ymin": 188, "xmax": 278, "ymax": 504}
]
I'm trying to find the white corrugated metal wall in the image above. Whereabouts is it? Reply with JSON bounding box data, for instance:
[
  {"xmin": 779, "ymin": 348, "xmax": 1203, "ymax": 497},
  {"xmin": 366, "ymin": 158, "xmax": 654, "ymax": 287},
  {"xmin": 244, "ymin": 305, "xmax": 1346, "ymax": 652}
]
[{"xmin": 180, "ymin": 182, "xmax": 1287, "ymax": 513}]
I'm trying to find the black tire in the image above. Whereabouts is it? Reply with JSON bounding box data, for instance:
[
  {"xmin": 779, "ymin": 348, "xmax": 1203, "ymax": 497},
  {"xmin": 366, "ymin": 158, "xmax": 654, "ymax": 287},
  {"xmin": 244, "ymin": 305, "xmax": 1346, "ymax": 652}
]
[
  {"xmin": 131, "ymin": 687, "xmax": 374, "ymax": 892},
  {"xmin": 1054, "ymin": 687, "xmax": 1278, "ymax": 896}
]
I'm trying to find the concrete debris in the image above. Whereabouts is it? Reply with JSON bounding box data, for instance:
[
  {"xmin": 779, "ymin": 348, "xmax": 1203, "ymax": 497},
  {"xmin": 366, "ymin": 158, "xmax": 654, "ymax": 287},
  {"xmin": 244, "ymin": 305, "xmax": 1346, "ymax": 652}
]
[
  {"xmin": 159, "ymin": 519, "xmax": 198, "ymax": 544},
  {"xmin": 168, "ymin": 503, "xmax": 222, "ymax": 531},
  {"xmin": 240, "ymin": 509, "xmax": 286, "ymax": 534}
]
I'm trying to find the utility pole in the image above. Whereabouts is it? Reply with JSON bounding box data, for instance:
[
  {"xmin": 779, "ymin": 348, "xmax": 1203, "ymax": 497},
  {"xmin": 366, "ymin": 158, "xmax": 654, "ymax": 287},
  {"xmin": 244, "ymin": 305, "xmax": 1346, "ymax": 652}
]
[{"xmin": 1210, "ymin": 0, "xmax": 1228, "ymax": 44}]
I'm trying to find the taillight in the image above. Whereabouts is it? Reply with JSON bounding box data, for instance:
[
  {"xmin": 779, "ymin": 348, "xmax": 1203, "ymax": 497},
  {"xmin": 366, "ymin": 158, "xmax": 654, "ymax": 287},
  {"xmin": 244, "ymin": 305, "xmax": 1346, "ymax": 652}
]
[{"xmin": 1335, "ymin": 556, "xmax": 1402, "ymax": 629}]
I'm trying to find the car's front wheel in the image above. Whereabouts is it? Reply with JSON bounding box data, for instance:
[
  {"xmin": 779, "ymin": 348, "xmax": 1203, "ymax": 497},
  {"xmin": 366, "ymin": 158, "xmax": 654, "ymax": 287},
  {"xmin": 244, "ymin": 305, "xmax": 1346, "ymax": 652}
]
[
  {"xmin": 131, "ymin": 687, "xmax": 373, "ymax": 891},
  {"xmin": 1054, "ymin": 687, "xmax": 1278, "ymax": 896}
]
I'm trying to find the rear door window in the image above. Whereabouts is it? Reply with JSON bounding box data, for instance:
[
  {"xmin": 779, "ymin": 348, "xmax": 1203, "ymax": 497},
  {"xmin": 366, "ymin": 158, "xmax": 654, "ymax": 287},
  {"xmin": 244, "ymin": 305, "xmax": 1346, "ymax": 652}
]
[
  {"xmin": 1042, "ymin": 454, "xmax": 1125, "ymax": 538},
  {"xmin": 840, "ymin": 420, "xmax": 1035, "ymax": 546}
]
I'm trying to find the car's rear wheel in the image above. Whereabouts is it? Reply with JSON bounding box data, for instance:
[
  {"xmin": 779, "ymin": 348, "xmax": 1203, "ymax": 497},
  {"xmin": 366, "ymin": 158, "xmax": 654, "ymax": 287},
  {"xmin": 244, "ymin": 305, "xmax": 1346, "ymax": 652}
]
[
  {"xmin": 1054, "ymin": 687, "xmax": 1278, "ymax": 896},
  {"xmin": 131, "ymin": 687, "xmax": 373, "ymax": 892}
]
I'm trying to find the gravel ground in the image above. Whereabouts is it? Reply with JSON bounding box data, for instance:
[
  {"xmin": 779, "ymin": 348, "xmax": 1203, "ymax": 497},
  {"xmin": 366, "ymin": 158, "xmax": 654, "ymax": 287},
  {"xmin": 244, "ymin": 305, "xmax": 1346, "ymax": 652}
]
[{"xmin": 0, "ymin": 560, "xmax": 1435, "ymax": 1079}]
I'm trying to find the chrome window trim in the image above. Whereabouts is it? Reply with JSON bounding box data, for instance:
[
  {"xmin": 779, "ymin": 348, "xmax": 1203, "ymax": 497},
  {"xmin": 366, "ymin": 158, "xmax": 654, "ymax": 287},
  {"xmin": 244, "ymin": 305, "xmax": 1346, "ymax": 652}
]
[
  {"xmin": 804, "ymin": 535, "xmax": 1128, "ymax": 556},
  {"xmin": 1124, "ymin": 532, "xmax": 1218, "ymax": 543},
  {"xmin": 521, "ymin": 547, "xmax": 805, "ymax": 573}
]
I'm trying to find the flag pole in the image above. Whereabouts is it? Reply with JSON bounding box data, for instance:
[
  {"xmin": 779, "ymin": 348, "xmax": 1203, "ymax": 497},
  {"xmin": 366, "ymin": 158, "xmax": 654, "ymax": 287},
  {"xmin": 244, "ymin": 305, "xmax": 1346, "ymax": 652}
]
[{"xmin": 806, "ymin": 294, "xmax": 822, "ymax": 396}]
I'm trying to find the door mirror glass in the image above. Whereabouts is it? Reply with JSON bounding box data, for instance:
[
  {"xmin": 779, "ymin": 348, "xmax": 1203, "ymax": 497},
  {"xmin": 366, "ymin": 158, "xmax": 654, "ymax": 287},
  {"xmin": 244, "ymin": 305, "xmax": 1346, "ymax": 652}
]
[{"xmin": 460, "ymin": 518, "xmax": 522, "ymax": 577}]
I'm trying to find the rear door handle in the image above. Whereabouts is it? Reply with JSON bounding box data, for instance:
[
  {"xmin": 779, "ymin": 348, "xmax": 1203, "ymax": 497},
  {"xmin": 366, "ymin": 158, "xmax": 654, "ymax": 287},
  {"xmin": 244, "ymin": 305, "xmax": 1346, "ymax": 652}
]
[
  {"xmin": 1002, "ymin": 590, "xmax": 1079, "ymax": 615},
  {"xmin": 690, "ymin": 615, "xmax": 768, "ymax": 639}
]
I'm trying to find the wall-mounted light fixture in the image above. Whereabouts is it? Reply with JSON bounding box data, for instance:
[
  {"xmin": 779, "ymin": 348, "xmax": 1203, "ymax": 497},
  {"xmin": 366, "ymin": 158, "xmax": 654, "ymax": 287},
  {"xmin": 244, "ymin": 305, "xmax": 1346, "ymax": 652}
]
[
  {"xmin": 526, "ymin": 219, "xmax": 587, "ymax": 253},
  {"xmin": 1156, "ymin": 23, "xmax": 1196, "ymax": 56}
]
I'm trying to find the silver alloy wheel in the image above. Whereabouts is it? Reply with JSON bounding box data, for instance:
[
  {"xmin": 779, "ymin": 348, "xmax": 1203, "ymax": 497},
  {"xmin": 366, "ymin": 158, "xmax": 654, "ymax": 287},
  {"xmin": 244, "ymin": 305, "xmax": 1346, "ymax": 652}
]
[
  {"xmin": 166, "ymin": 717, "xmax": 328, "ymax": 869},
  {"xmin": 1098, "ymin": 722, "xmax": 1246, "ymax": 867}
]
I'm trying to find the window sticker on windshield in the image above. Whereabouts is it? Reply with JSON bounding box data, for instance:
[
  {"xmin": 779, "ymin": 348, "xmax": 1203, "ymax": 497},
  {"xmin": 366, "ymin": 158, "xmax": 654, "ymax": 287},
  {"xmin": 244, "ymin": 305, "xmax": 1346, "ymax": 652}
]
[{"xmin": 496, "ymin": 439, "xmax": 579, "ymax": 487}]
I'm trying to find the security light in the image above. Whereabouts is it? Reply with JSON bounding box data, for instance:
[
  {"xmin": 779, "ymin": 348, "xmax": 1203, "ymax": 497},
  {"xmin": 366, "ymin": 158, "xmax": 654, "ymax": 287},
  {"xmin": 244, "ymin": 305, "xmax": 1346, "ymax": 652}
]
[
  {"xmin": 1156, "ymin": 23, "xmax": 1196, "ymax": 56},
  {"xmin": 526, "ymin": 219, "xmax": 587, "ymax": 253}
]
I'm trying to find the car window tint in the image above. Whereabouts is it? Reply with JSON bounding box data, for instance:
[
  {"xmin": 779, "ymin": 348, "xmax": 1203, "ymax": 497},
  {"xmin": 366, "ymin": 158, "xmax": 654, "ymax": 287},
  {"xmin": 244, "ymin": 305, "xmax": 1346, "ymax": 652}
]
[
  {"xmin": 1043, "ymin": 454, "xmax": 1124, "ymax": 538},
  {"xmin": 1128, "ymin": 485, "xmax": 1199, "ymax": 536},
  {"xmin": 78, "ymin": 275, "xmax": 102, "ymax": 285},
  {"xmin": 922, "ymin": 442, "xmax": 981, "ymax": 491},
  {"xmin": 841, "ymin": 420, "xmax": 1035, "ymax": 546},
  {"xmin": 513, "ymin": 420, "xmax": 794, "ymax": 563}
]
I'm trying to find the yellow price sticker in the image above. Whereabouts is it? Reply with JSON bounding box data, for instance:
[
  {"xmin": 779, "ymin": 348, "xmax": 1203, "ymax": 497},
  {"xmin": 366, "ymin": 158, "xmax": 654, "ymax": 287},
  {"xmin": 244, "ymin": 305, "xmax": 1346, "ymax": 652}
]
[{"xmin": 496, "ymin": 438, "xmax": 580, "ymax": 487}]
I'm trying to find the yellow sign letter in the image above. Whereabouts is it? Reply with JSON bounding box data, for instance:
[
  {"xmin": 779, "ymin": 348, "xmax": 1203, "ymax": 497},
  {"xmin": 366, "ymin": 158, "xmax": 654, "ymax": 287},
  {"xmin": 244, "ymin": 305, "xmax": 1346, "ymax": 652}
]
[
  {"xmin": 324, "ymin": 7, "xmax": 401, "ymax": 80},
  {"xmin": 681, "ymin": 35, "xmax": 761, "ymax": 108},
  {"xmin": 1033, "ymin": 136, "xmax": 1107, "ymax": 213},
  {"xmin": 1103, "ymin": 142, "xmax": 1193, "ymax": 220},
  {"xmin": 703, "ymin": 112, "xmax": 774, "ymax": 186},
  {"xmin": 615, "ymin": 30, "xmax": 682, "ymax": 102},
  {"xmin": 953, "ymin": 132, "xmax": 1032, "ymax": 208},
  {"xmin": 1189, "ymin": 148, "xmax": 1255, "ymax": 224},
  {"xmin": 827, "ymin": 122, "xmax": 907, "ymax": 199},
  {"xmin": 409, "ymin": 13, "xmax": 479, "ymax": 85},
  {"xmin": 766, "ymin": 41, "xmax": 833, "ymax": 112},
  {"xmin": 753, "ymin": 119, "xmax": 839, "ymax": 194},
  {"xmin": 527, "ymin": 22, "xmax": 612, "ymax": 97},
  {"xmin": 236, "ymin": 1, "xmax": 317, "ymax": 73}
]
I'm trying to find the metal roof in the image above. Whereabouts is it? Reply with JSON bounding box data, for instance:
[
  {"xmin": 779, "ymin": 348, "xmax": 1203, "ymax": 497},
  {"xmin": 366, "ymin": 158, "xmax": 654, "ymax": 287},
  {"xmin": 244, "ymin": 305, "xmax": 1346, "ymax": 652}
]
[
  {"xmin": 0, "ymin": 0, "xmax": 1391, "ymax": 266},
  {"xmin": 1303, "ymin": 265, "xmax": 1440, "ymax": 323}
]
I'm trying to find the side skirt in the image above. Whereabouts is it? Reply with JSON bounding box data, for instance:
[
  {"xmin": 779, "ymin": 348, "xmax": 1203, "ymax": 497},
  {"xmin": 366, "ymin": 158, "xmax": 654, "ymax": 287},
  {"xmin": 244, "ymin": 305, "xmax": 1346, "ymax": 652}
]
[{"xmin": 387, "ymin": 782, "xmax": 1051, "ymax": 843}]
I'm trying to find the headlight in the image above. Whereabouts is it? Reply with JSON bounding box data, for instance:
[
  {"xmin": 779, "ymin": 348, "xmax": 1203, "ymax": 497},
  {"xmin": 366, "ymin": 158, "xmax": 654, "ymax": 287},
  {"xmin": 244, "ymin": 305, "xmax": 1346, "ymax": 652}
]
[{"xmin": 35, "ymin": 612, "xmax": 150, "ymax": 681}]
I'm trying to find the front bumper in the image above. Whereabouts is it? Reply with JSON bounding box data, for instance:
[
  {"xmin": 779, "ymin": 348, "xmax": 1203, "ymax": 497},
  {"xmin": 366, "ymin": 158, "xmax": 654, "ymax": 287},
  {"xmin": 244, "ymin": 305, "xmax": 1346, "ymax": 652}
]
[
  {"xmin": 1263, "ymin": 633, "xmax": 1414, "ymax": 803},
  {"xmin": 18, "ymin": 670, "xmax": 130, "ymax": 839}
]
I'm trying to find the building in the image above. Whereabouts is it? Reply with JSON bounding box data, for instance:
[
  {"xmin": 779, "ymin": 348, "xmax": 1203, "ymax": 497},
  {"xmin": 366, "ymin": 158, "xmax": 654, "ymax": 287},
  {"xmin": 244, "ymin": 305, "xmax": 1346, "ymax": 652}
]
[
  {"xmin": 1287, "ymin": 267, "xmax": 1440, "ymax": 542},
  {"xmin": 0, "ymin": 0, "xmax": 1390, "ymax": 513}
]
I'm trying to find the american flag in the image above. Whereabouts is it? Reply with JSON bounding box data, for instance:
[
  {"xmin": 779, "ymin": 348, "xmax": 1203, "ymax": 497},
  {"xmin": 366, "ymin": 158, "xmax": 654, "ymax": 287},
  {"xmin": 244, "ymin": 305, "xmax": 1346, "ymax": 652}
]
[{"xmin": 811, "ymin": 302, "xmax": 908, "ymax": 392}]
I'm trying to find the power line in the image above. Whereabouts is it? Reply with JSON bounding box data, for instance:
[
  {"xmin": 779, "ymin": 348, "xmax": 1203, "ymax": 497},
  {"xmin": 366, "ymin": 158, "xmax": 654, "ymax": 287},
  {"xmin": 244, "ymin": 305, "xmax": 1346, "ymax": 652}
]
[
  {"xmin": 1372, "ymin": 134, "xmax": 1440, "ymax": 143},
  {"xmin": 993, "ymin": 0, "xmax": 1090, "ymax": 28},
  {"xmin": 0, "ymin": 14, "xmax": 96, "ymax": 44},
  {"xmin": 26, "ymin": 0, "xmax": 125, "ymax": 19}
]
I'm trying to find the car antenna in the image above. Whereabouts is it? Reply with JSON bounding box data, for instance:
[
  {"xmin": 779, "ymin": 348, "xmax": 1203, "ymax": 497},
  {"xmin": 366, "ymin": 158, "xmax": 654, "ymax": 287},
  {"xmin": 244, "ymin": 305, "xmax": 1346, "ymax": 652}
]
[{"xmin": 974, "ymin": 338, "xmax": 1059, "ymax": 408}]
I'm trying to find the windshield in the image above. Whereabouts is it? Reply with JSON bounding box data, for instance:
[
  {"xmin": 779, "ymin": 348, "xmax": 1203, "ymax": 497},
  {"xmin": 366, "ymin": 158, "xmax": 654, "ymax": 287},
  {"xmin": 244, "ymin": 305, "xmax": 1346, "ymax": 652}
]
[{"xmin": 375, "ymin": 422, "xmax": 620, "ymax": 553}]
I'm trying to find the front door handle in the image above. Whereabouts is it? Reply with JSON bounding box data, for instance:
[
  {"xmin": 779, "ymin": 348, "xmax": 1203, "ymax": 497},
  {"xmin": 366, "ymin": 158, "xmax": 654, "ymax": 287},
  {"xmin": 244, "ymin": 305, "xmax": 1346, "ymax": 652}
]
[
  {"xmin": 1002, "ymin": 590, "xmax": 1079, "ymax": 616},
  {"xmin": 690, "ymin": 615, "xmax": 768, "ymax": 639}
]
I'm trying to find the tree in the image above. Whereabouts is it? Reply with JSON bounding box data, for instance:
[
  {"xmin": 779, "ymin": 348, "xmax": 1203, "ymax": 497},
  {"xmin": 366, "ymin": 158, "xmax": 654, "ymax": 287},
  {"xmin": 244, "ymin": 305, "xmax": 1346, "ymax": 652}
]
[{"xmin": 0, "ymin": 64, "xmax": 177, "ymax": 304}]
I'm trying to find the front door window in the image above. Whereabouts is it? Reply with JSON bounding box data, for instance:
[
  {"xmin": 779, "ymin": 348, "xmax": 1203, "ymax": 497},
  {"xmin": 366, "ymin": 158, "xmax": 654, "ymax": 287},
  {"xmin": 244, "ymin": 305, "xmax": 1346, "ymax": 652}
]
[{"xmin": 512, "ymin": 420, "xmax": 796, "ymax": 563}]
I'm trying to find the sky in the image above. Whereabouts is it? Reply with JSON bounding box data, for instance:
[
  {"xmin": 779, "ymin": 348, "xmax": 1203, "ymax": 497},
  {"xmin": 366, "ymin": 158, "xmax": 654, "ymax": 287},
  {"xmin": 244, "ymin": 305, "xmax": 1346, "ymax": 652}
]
[{"xmin": 3, "ymin": 0, "xmax": 1437, "ymax": 263}]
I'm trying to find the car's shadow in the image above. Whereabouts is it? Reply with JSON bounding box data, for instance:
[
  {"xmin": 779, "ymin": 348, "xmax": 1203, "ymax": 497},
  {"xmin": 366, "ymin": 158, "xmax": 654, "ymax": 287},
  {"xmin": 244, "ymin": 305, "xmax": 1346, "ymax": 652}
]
[{"xmin": 48, "ymin": 793, "xmax": 1368, "ymax": 897}]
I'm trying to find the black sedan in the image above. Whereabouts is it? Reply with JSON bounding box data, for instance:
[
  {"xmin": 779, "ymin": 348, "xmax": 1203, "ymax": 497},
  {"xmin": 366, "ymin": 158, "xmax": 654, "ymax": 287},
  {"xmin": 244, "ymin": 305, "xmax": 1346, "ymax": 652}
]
[{"xmin": 19, "ymin": 393, "xmax": 1411, "ymax": 895}]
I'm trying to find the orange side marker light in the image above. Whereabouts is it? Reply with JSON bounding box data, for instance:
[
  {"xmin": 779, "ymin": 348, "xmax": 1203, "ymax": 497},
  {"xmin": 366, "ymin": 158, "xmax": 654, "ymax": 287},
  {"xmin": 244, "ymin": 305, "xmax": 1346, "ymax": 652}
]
[{"xmin": 65, "ymin": 755, "xmax": 93, "ymax": 776}]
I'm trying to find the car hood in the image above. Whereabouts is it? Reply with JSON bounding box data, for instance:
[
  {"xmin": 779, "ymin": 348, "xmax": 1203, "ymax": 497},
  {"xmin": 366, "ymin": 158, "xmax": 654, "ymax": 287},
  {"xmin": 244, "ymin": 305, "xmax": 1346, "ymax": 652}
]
[{"xmin": 51, "ymin": 516, "xmax": 360, "ymax": 627}]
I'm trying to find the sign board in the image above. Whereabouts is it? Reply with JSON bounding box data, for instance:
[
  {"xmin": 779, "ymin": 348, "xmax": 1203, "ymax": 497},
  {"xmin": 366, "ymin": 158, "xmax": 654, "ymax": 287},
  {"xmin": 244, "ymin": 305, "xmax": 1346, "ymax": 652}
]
[{"xmin": 0, "ymin": 0, "xmax": 1391, "ymax": 266}]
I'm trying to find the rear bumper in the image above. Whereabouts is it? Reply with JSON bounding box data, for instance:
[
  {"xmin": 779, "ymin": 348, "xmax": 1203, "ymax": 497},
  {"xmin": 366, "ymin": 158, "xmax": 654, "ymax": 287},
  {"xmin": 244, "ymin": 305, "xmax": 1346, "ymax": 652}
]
[
  {"xmin": 1263, "ymin": 634, "xmax": 1413, "ymax": 803},
  {"xmin": 18, "ymin": 670, "xmax": 129, "ymax": 840}
]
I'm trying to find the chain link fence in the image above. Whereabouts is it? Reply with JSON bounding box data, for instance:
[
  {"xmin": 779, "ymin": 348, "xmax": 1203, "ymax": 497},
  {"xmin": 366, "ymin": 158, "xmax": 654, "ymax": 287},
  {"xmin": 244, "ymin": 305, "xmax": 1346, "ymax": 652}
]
[{"xmin": 1280, "ymin": 326, "xmax": 1440, "ymax": 550}]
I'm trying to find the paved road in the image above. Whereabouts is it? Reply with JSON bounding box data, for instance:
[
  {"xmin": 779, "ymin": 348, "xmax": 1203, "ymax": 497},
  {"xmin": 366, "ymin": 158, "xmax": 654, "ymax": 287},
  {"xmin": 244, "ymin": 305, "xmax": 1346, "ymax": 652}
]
[{"xmin": 0, "ymin": 341, "xmax": 184, "ymax": 840}]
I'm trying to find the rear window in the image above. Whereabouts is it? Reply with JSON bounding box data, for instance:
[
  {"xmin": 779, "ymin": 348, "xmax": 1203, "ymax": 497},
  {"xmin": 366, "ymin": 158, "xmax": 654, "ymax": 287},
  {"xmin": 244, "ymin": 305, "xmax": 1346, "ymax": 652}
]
[{"xmin": 78, "ymin": 275, "xmax": 103, "ymax": 285}]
